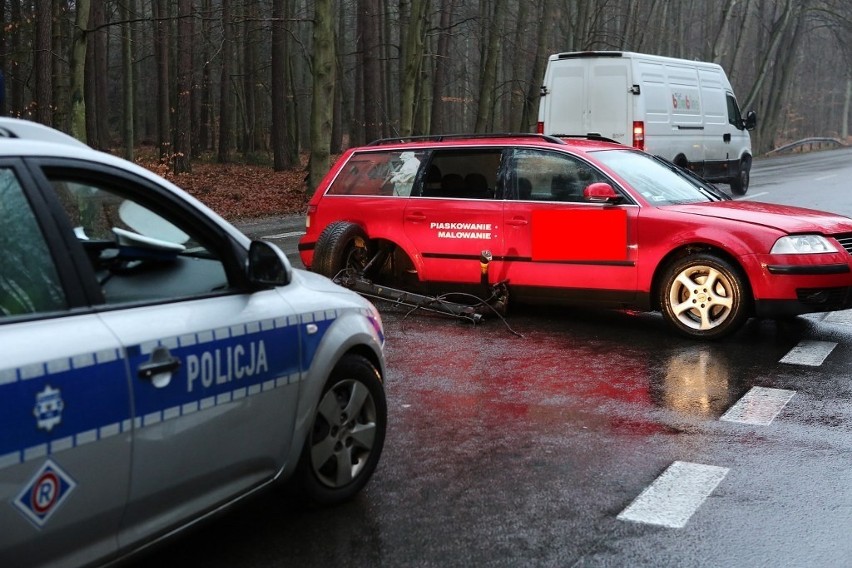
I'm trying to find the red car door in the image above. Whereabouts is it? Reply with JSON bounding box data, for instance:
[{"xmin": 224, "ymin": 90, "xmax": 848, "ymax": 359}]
[
  {"xmin": 403, "ymin": 150, "xmax": 505, "ymax": 284},
  {"xmin": 497, "ymin": 148, "xmax": 639, "ymax": 301}
]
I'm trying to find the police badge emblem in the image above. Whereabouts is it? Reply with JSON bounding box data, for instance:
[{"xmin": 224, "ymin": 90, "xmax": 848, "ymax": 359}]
[{"xmin": 34, "ymin": 385, "xmax": 64, "ymax": 432}]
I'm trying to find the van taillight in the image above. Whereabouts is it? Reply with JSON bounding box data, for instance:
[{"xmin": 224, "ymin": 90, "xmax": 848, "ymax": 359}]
[
  {"xmin": 632, "ymin": 121, "xmax": 645, "ymax": 150},
  {"xmin": 536, "ymin": 122, "xmax": 544, "ymax": 134}
]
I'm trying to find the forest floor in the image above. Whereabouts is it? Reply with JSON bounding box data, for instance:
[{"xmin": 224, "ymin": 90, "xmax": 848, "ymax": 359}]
[{"xmin": 136, "ymin": 150, "xmax": 312, "ymax": 221}]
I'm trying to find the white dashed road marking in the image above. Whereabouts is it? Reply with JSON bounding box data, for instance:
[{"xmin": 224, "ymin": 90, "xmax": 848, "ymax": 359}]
[
  {"xmin": 262, "ymin": 231, "xmax": 305, "ymax": 239},
  {"xmin": 621, "ymin": 322, "xmax": 841, "ymax": 529},
  {"xmin": 735, "ymin": 191, "xmax": 768, "ymax": 200},
  {"xmin": 821, "ymin": 309, "xmax": 852, "ymax": 326},
  {"xmin": 617, "ymin": 461, "xmax": 729, "ymax": 528},
  {"xmin": 720, "ymin": 386, "xmax": 796, "ymax": 426},
  {"xmin": 779, "ymin": 340, "xmax": 837, "ymax": 366}
]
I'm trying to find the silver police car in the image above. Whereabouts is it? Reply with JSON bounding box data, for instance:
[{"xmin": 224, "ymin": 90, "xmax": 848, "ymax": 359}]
[{"xmin": 0, "ymin": 118, "xmax": 387, "ymax": 567}]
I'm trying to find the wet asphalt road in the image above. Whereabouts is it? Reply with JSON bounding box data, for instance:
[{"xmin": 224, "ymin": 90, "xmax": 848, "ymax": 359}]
[{"xmin": 132, "ymin": 147, "xmax": 852, "ymax": 567}]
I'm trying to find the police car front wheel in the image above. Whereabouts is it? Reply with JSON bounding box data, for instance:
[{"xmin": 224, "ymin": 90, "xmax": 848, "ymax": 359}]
[{"xmin": 296, "ymin": 354, "xmax": 386, "ymax": 505}]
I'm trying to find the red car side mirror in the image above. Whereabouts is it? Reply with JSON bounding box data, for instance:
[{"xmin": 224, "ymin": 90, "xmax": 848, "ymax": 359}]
[{"xmin": 584, "ymin": 182, "xmax": 620, "ymax": 203}]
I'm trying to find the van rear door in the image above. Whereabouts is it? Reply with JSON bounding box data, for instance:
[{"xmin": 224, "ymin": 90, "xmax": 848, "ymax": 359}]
[
  {"xmin": 587, "ymin": 60, "xmax": 631, "ymax": 143},
  {"xmin": 540, "ymin": 55, "xmax": 631, "ymax": 144},
  {"xmin": 540, "ymin": 58, "xmax": 586, "ymax": 136}
]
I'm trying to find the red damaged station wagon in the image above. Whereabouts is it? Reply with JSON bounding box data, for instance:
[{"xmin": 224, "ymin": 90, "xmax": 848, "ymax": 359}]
[{"xmin": 299, "ymin": 134, "xmax": 852, "ymax": 339}]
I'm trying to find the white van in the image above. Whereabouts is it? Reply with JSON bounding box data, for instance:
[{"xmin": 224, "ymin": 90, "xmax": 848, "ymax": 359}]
[{"xmin": 537, "ymin": 51, "xmax": 757, "ymax": 194}]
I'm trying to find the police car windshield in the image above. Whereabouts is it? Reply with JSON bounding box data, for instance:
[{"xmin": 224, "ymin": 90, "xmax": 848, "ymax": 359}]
[{"xmin": 591, "ymin": 149, "xmax": 713, "ymax": 205}]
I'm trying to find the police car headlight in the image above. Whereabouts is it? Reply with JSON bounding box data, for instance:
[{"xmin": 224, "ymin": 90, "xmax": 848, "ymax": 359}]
[{"xmin": 770, "ymin": 235, "xmax": 837, "ymax": 254}]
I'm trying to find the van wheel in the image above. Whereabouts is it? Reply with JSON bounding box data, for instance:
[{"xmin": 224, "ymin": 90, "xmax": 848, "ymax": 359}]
[
  {"xmin": 295, "ymin": 354, "xmax": 386, "ymax": 505},
  {"xmin": 313, "ymin": 221, "xmax": 372, "ymax": 279},
  {"xmin": 730, "ymin": 157, "xmax": 750, "ymax": 196},
  {"xmin": 659, "ymin": 253, "xmax": 749, "ymax": 339}
]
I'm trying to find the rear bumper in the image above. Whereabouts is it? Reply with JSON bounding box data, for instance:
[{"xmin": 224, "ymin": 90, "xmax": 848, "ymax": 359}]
[{"xmin": 298, "ymin": 240, "xmax": 315, "ymax": 269}]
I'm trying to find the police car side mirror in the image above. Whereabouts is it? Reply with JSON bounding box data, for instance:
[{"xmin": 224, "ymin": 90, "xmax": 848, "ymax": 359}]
[
  {"xmin": 584, "ymin": 182, "xmax": 621, "ymax": 204},
  {"xmin": 248, "ymin": 240, "xmax": 292, "ymax": 287}
]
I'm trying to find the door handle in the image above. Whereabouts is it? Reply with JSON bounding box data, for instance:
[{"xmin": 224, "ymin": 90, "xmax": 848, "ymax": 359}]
[
  {"xmin": 138, "ymin": 345, "xmax": 181, "ymax": 388},
  {"xmin": 405, "ymin": 212, "xmax": 427, "ymax": 222},
  {"xmin": 723, "ymin": 133, "xmax": 731, "ymax": 143},
  {"xmin": 506, "ymin": 217, "xmax": 528, "ymax": 227}
]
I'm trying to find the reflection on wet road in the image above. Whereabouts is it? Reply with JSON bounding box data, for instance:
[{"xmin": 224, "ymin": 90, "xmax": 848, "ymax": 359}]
[{"xmin": 131, "ymin": 303, "xmax": 852, "ymax": 567}]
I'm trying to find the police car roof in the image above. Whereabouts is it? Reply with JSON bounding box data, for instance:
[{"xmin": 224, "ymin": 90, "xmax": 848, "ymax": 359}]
[{"xmin": 0, "ymin": 117, "xmax": 249, "ymax": 247}]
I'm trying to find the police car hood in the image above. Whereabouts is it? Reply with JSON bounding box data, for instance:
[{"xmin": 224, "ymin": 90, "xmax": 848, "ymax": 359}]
[{"xmin": 667, "ymin": 201, "xmax": 852, "ymax": 234}]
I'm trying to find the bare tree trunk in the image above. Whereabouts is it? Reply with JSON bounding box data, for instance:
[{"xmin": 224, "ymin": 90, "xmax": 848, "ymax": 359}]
[
  {"xmin": 218, "ymin": 0, "xmax": 232, "ymax": 163},
  {"xmin": 241, "ymin": 1, "xmax": 261, "ymax": 155},
  {"xmin": 198, "ymin": 0, "xmax": 212, "ymax": 154},
  {"xmin": 70, "ymin": 0, "xmax": 90, "ymax": 142},
  {"xmin": 52, "ymin": 1, "xmax": 69, "ymax": 133},
  {"xmin": 726, "ymin": 0, "xmax": 752, "ymax": 85},
  {"xmin": 509, "ymin": 1, "xmax": 529, "ymax": 130},
  {"xmin": 271, "ymin": 0, "xmax": 293, "ymax": 170},
  {"xmin": 154, "ymin": 0, "xmax": 172, "ymax": 160},
  {"xmin": 35, "ymin": 0, "xmax": 52, "ymax": 125},
  {"xmin": 711, "ymin": 0, "xmax": 740, "ymax": 63},
  {"xmin": 474, "ymin": 0, "xmax": 505, "ymax": 132},
  {"xmin": 284, "ymin": 0, "xmax": 299, "ymax": 166},
  {"xmin": 331, "ymin": 8, "xmax": 344, "ymax": 152},
  {"xmin": 620, "ymin": 0, "xmax": 637, "ymax": 50},
  {"xmin": 0, "ymin": 0, "xmax": 6, "ymax": 115},
  {"xmin": 523, "ymin": 0, "xmax": 554, "ymax": 132},
  {"xmin": 309, "ymin": 0, "xmax": 336, "ymax": 194},
  {"xmin": 754, "ymin": 1, "xmax": 805, "ymax": 154},
  {"xmin": 430, "ymin": 0, "xmax": 452, "ymax": 134},
  {"xmin": 121, "ymin": 0, "xmax": 134, "ymax": 159},
  {"xmin": 9, "ymin": 0, "xmax": 24, "ymax": 114},
  {"xmin": 399, "ymin": 0, "xmax": 427, "ymax": 136},
  {"xmin": 632, "ymin": 0, "xmax": 661, "ymax": 52},
  {"xmin": 174, "ymin": 0, "xmax": 193, "ymax": 173},
  {"xmin": 383, "ymin": 0, "xmax": 395, "ymax": 137},
  {"xmin": 93, "ymin": 1, "xmax": 109, "ymax": 147},
  {"xmin": 741, "ymin": 0, "xmax": 796, "ymax": 112},
  {"xmin": 360, "ymin": 0, "xmax": 382, "ymax": 142}
]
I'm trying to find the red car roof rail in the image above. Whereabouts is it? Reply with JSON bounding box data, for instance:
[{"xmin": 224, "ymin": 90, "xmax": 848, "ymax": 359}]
[
  {"xmin": 366, "ymin": 133, "xmax": 568, "ymax": 146},
  {"xmin": 547, "ymin": 132, "xmax": 621, "ymax": 144}
]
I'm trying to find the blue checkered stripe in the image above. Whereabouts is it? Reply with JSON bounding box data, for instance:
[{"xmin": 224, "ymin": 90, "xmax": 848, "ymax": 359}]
[{"xmin": 0, "ymin": 309, "xmax": 340, "ymax": 472}]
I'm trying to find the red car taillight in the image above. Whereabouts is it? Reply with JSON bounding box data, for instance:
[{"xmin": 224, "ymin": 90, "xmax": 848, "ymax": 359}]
[{"xmin": 306, "ymin": 204, "xmax": 316, "ymax": 230}]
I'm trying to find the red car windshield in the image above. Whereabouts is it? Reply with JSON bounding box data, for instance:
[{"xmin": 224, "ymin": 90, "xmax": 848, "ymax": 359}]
[{"xmin": 592, "ymin": 149, "xmax": 718, "ymax": 205}]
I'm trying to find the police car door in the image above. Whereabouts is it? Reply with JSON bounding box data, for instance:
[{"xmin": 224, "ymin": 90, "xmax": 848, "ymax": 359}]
[
  {"xmin": 0, "ymin": 162, "xmax": 132, "ymax": 566},
  {"xmin": 35, "ymin": 163, "xmax": 303, "ymax": 550}
]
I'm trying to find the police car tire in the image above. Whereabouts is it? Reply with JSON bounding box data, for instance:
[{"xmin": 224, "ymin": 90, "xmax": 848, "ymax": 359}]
[
  {"xmin": 295, "ymin": 354, "xmax": 386, "ymax": 505},
  {"xmin": 312, "ymin": 221, "xmax": 370, "ymax": 279},
  {"xmin": 659, "ymin": 253, "xmax": 750, "ymax": 340}
]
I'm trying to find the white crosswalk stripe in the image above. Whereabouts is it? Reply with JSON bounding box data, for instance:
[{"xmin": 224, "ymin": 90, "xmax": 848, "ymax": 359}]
[
  {"xmin": 617, "ymin": 461, "xmax": 729, "ymax": 528},
  {"xmin": 720, "ymin": 386, "xmax": 795, "ymax": 426},
  {"xmin": 779, "ymin": 340, "xmax": 837, "ymax": 366}
]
